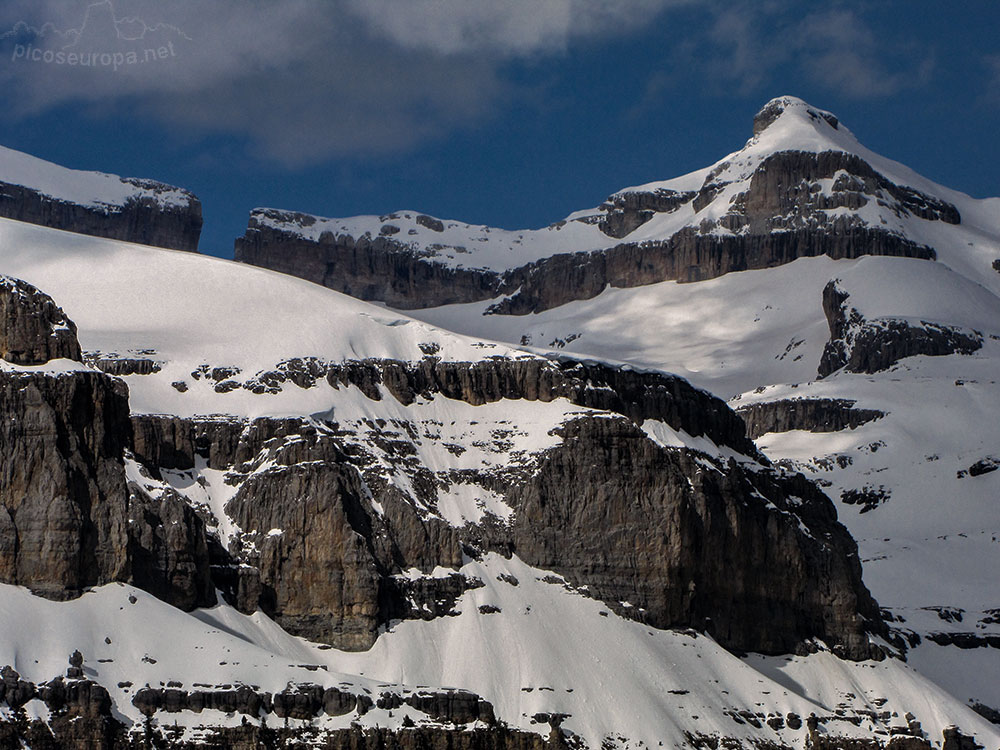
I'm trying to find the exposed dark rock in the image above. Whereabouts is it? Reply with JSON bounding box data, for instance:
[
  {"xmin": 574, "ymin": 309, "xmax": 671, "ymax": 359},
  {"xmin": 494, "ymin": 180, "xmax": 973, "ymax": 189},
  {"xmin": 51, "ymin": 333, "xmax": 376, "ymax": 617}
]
[
  {"xmin": 942, "ymin": 726, "xmax": 985, "ymax": 750},
  {"xmin": 840, "ymin": 486, "xmax": 890, "ymax": 514},
  {"xmin": 224, "ymin": 457, "xmax": 395, "ymax": 650},
  {"xmin": 925, "ymin": 632, "xmax": 1000, "ymax": 649},
  {"xmin": 819, "ymin": 281, "xmax": 982, "ymax": 377},
  {"xmin": 734, "ymin": 150, "xmax": 959, "ymax": 228},
  {"xmin": 133, "ymin": 684, "xmax": 270, "ymax": 718},
  {"xmin": 132, "ymin": 681, "xmax": 494, "ymax": 726},
  {"xmin": 597, "ymin": 188, "xmax": 696, "ymax": 238},
  {"xmin": 238, "ymin": 210, "xmax": 938, "ymax": 315},
  {"xmin": 126, "ymin": 484, "xmax": 216, "ymax": 611},
  {"xmin": 735, "ymin": 398, "xmax": 885, "ymax": 439},
  {"xmin": 0, "ymin": 370, "xmax": 131, "ymax": 598},
  {"xmin": 965, "ymin": 457, "xmax": 999, "ymax": 478},
  {"xmin": 403, "ymin": 690, "xmax": 496, "ymax": 725},
  {"xmin": 993, "ymin": 259, "xmax": 1000, "ymax": 273},
  {"xmin": 970, "ymin": 701, "xmax": 1000, "ymax": 725},
  {"xmin": 85, "ymin": 355, "xmax": 161, "ymax": 376},
  {"xmin": 128, "ymin": 401, "xmax": 881, "ymax": 660},
  {"xmin": 134, "ymin": 353, "xmax": 757, "ymax": 458},
  {"xmin": 507, "ymin": 416, "xmax": 884, "ymax": 660},
  {"xmin": 416, "ymin": 214, "xmax": 445, "ymax": 232},
  {"xmin": 0, "ymin": 666, "xmax": 35, "ymax": 708},
  {"xmin": 142, "ymin": 722, "xmax": 554, "ymax": 750},
  {"xmin": 235, "ymin": 214, "xmax": 503, "ymax": 309},
  {"xmin": 488, "ymin": 226, "xmax": 936, "ymax": 315},
  {"xmin": 396, "ymin": 573, "xmax": 485, "ymax": 620},
  {"xmin": 0, "ymin": 177, "xmax": 202, "ymax": 251},
  {"xmin": 754, "ymin": 97, "xmax": 839, "ymax": 135},
  {"xmin": 0, "ymin": 276, "xmax": 82, "ymax": 365},
  {"xmin": 0, "ymin": 666, "xmax": 124, "ymax": 750}
]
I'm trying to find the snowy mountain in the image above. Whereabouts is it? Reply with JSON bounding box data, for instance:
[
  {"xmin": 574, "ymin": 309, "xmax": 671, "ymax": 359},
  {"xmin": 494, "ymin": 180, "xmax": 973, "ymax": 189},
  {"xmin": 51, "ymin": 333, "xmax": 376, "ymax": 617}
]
[
  {"xmin": 234, "ymin": 96, "xmax": 1000, "ymax": 739},
  {"xmin": 0, "ymin": 144, "xmax": 202, "ymax": 252},
  {"xmin": 0, "ymin": 96, "xmax": 997, "ymax": 749}
]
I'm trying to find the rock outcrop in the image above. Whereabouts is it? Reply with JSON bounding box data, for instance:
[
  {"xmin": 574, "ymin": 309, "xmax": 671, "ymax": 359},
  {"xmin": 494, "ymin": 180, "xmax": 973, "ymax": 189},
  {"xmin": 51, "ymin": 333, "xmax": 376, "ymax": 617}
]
[
  {"xmin": 735, "ymin": 398, "xmax": 885, "ymax": 439},
  {"xmin": 0, "ymin": 276, "xmax": 884, "ymax": 663},
  {"xmin": 509, "ymin": 416, "xmax": 882, "ymax": 659},
  {"xmin": 0, "ymin": 369, "xmax": 132, "ymax": 598},
  {"xmin": 596, "ymin": 187, "xmax": 696, "ymax": 238},
  {"xmin": 818, "ymin": 281, "xmax": 982, "ymax": 377},
  {"xmin": 126, "ymin": 484, "xmax": 217, "ymax": 612},
  {"xmin": 0, "ymin": 176, "xmax": 202, "ymax": 251},
  {"xmin": 236, "ymin": 213, "xmax": 502, "ymax": 309},
  {"xmin": 0, "ymin": 275, "xmax": 82, "ymax": 365},
  {"xmin": 0, "ymin": 665, "xmax": 122, "ymax": 749}
]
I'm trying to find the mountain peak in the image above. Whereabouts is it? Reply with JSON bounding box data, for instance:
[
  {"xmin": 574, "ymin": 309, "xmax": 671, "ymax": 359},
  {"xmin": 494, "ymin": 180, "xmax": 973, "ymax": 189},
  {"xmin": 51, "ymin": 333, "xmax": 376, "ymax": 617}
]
[{"xmin": 753, "ymin": 95, "xmax": 840, "ymax": 137}]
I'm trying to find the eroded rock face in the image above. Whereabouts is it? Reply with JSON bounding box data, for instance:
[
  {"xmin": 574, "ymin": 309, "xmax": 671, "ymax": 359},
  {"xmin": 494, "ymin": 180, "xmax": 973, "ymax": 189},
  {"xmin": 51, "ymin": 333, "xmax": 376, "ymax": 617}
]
[
  {"xmin": 0, "ymin": 275, "xmax": 82, "ymax": 365},
  {"xmin": 0, "ymin": 178, "xmax": 202, "ymax": 252},
  {"xmin": 235, "ymin": 219, "xmax": 502, "ymax": 309},
  {"xmin": 0, "ymin": 370, "xmax": 131, "ymax": 598},
  {"xmin": 818, "ymin": 281, "xmax": 982, "ymax": 377},
  {"xmin": 126, "ymin": 485, "xmax": 216, "ymax": 611},
  {"xmin": 487, "ymin": 226, "xmax": 936, "ymax": 315},
  {"xmin": 226, "ymin": 457, "xmax": 392, "ymax": 649},
  {"xmin": 597, "ymin": 188, "xmax": 697, "ymax": 238},
  {"xmin": 137, "ymin": 355, "xmax": 758, "ymax": 457},
  {"xmin": 126, "ymin": 401, "xmax": 883, "ymax": 659},
  {"xmin": 508, "ymin": 416, "xmax": 882, "ymax": 660},
  {"xmin": 735, "ymin": 398, "xmax": 885, "ymax": 439}
]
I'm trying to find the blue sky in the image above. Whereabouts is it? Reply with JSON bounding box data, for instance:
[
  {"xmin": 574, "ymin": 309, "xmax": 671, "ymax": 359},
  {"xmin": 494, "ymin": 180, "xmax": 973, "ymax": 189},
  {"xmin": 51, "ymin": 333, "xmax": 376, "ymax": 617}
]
[{"xmin": 1, "ymin": 0, "xmax": 998, "ymax": 258}]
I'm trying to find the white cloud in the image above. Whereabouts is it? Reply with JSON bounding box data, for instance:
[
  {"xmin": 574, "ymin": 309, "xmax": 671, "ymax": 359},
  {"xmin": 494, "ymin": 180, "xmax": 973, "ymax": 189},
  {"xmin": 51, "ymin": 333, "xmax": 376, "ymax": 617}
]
[
  {"xmin": 343, "ymin": 0, "xmax": 688, "ymax": 56},
  {"xmin": 793, "ymin": 9, "xmax": 931, "ymax": 98},
  {"xmin": 0, "ymin": 0, "xmax": 516, "ymax": 161},
  {"xmin": 635, "ymin": 2, "xmax": 934, "ymax": 112}
]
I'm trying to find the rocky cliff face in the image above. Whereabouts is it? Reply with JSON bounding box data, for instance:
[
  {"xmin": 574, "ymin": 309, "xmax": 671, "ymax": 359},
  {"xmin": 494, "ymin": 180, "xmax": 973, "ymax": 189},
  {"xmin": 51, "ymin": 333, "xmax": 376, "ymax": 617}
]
[
  {"xmin": 735, "ymin": 398, "xmax": 886, "ymax": 439},
  {"xmin": 235, "ymin": 98, "xmax": 954, "ymax": 313},
  {"xmin": 818, "ymin": 280, "xmax": 983, "ymax": 377},
  {"xmin": 126, "ymin": 403, "xmax": 879, "ymax": 659},
  {"xmin": 487, "ymin": 225, "xmax": 936, "ymax": 315},
  {"xmin": 0, "ymin": 174, "xmax": 202, "ymax": 252},
  {"xmin": 509, "ymin": 416, "xmax": 880, "ymax": 659},
  {"xmin": 235, "ymin": 213, "xmax": 502, "ymax": 309},
  {"xmin": 0, "ymin": 276, "xmax": 82, "ymax": 365},
  {"xmin": 4, "ymin": 275, "xmax": 955, "ymax": 745},
  {"xmin": 0, "ymin": 369, "xmax": 131, "ymax": 599}
]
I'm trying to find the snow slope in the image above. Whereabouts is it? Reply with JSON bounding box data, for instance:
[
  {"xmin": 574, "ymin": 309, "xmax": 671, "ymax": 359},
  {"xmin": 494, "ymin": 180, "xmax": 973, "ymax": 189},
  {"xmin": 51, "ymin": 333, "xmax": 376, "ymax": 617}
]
[
  {"xmin": 1, "ymin": 556, "xmax": 997, "ymax": 749},
  {"xmin": 2, "ymin": 215, "xmax": 997, "ymax": 747}
]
